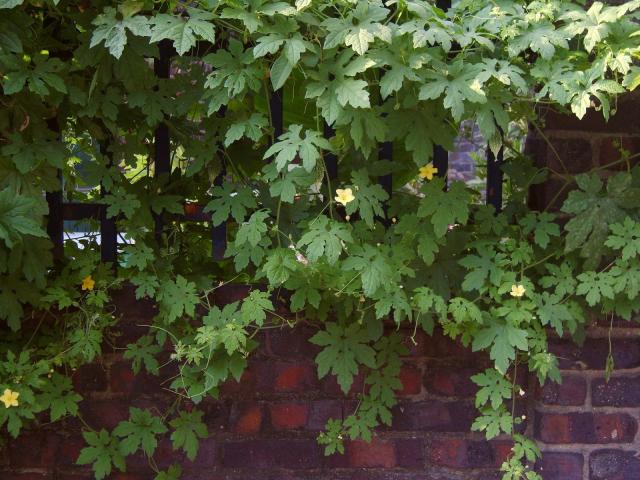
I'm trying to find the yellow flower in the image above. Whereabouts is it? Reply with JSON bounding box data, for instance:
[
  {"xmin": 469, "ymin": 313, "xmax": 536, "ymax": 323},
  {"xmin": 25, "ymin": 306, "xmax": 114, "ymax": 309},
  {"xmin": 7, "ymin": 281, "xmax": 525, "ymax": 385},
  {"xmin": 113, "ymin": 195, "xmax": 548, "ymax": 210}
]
[
  {"xmin": 419, "ymin": 163, "xmax": 438, "ymax": 180},
  {"xmin": 81, "ymin": 275, "xmax": 95, "ymax": 291},
  {"xmin": 510, "ymin": 284, "xmax": 526, "ymax": 298},
  {"xmin": 1, "ymin": 389, "xmax": 19, "ymax": 408},
  {"xmin": 335, "ymin": 188, "xmax": 355, "ymax": 206}
]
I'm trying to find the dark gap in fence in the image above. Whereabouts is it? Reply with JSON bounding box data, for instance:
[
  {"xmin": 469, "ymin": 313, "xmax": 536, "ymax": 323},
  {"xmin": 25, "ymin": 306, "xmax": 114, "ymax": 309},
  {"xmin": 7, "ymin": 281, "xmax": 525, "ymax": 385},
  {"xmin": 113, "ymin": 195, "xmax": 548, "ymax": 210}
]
[{"xmin": 486, "ymin": 146, "xmax": 504, "ymax": 212}]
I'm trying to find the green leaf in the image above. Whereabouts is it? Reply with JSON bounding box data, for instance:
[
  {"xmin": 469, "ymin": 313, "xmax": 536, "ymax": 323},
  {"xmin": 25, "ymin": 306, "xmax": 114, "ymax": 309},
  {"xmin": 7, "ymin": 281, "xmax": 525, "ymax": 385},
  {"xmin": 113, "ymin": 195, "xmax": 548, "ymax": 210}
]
[
  {"xmin": 157, "ymin": 275, "xmax": 199, "ymax": 323},
  {"xmin": 150, "ymin": 9, "xmax": 215, "ymax": 56},
  {"xmin": 471, "ymin": 368, "xmax": 512, "ymax": 410},
  {"xmin": 263, "ymin": 124, "xmax": 332, "ymax": 172},
  {"xmin": 39, "ymin": 373, "xmax": 82, "ymax": 422},
  {"xmin": 520, "ymin": 212, "xmax": 560, "ymax": 249},
  {"xmin": 204, "ymin": 184, "xmax": 257, "ymax": 226},
  {"xmin": 418, "ymin": 179, "xmax": 471, "ymax": 237},
  {"xmin": 235, "ymin": 210, "xmax": 270, "ymax": 248},
  {"xmin": 343, "ymin": 245, "xmax": 393, "ymax": 296},
  {"xmin": 91, "ymin": 7, "xmax": 152, "ymax": 58},
  {"xmin": 344, "ymin": 169, "xmax": 388, "ymax": 227},
  {"xmin": 77, "ymin": 430, "xmax": 126, "ymax": 480},
  {"xmin": 0, "ymin": 188, "xmax": 48, "ymax": 248},
  {"xmin": 310, "ymin": 322, "xmax": 376, "ymax": 393},
  {"xmin": 298, "ymin": 216, "xmax": 352, "ymax": 264},
  {"xmin": 156, "ymin": 465, "xmax": 182, "ymax": 480},
  {"xmin": 472, "ymin": 323, "xmax": 528, "ymax": 373},
  {"xmin": 262, "ymin": 248, "xmax": 299, "ymax": 284},
  {"xmin": 123, "ymin": 335, "xmax": 162, "ymax": 375},
  {"xmin": 240, "ymin": 289, "xmax": 273, "ymax": 326},
  {"xmin": 169, "ymin": 410, "xmax": 208, "ymax": 461},
  {"xmin": 605, "ymin": 217, "xmax": 640, "ymax": 260},
  {"xmin": 113, "ymin": 408, "xmax": 168, "ymax": 457}
]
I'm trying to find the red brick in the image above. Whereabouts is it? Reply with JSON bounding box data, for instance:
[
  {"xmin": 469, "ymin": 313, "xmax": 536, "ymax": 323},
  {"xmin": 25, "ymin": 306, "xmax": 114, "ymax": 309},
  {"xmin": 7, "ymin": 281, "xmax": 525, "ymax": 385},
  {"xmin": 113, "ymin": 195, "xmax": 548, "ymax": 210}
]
[
  {"xmin": 590, "ymin": 449, "xmax": 640, "ymax": 480},
  {"xmin": 592, "ymin": 376, "xmax": 640, "ymax": 407},
  {"xmin": 537, "ymin": 375, "xmax": 587, "ymax": 406},
  {"xmin": 423, "ymin": 366, "xmax": 479, "ymax": 397},
  {"xmin": 274, "ymin": 364, "xmax": 317, "ymax": 392},
  {"xmin": 230, "ymin": 403, "xmax": 263, "ymax": 434},
  {"xmin": 219, "ymin": 369, "xmax": 255, "ymax": 396},
  {"xmin": 536, "ymin": 452, "xmax": 583, "ymax": 480},
  {"xmin": 348, "ymin": 439, "xmax": 396, "ymax": 468},
  {"xmin": 535, "ymin": 413, "xmax": 638, "ymax": 444},
  {"xmin": 269, "ymin": 403, "xmax": 308, "ymax": 430},
  {"xmin": 397, "ymin": 365, "xmax": 422, "ymax": 396}
]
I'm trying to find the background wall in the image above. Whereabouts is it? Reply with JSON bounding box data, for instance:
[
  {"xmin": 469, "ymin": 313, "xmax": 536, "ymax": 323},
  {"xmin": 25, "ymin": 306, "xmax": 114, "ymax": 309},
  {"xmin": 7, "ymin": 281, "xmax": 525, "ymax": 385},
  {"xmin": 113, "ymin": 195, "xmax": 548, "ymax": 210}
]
[{"xmin": 1, "ymin": 95, "xmax": 639, "ymax": 480}]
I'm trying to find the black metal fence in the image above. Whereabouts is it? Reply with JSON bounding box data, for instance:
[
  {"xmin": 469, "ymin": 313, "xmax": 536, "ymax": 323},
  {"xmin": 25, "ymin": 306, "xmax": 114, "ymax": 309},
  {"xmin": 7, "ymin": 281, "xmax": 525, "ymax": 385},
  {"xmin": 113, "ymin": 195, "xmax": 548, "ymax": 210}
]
[{"xmin": 45, "ymin": 0, "xmax": 504, "ymax": 266}]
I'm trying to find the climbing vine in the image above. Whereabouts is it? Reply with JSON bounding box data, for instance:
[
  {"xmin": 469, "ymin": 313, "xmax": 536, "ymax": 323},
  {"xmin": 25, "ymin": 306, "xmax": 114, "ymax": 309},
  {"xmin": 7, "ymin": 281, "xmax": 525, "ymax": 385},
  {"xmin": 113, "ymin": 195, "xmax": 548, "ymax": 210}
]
[{"xmin": 1, "ymin": 0, "xmax": 640, "ymax": 478}]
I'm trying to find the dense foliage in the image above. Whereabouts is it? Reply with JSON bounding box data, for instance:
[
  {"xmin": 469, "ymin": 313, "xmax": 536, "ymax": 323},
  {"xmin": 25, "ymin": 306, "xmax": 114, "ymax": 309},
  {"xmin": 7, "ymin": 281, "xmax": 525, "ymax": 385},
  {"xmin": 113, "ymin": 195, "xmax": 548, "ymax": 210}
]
[{"xmin": 1, "ymin": 0, "xmax": 640, "ymax": 478}]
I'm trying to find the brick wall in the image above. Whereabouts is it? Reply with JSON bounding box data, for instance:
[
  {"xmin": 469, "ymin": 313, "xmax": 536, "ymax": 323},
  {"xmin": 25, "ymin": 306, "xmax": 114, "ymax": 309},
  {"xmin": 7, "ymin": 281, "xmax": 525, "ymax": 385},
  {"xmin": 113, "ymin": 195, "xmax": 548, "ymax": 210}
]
[{"xmin": 2, "ymin": 94, "xmax": 639, "ymax": 479}]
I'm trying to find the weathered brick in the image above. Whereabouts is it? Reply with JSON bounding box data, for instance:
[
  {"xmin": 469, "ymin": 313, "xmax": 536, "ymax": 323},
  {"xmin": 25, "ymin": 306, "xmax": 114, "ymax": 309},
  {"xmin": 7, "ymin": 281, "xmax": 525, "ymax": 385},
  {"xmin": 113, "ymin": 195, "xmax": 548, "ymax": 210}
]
[
  {"xmin": 427, "ymin": 438, "xmax": 502, "ymax": 469},
  {"xmin": 269, "ymin": 403, "xmax": 308, "ymax": 430},
  {"xmin": 348, "ymin": 439, "xmax": 396, "ymax": 468},
  {"xmin": 397, "ymin": 365, "xmax": 422, "ymax": 396},
  {"xmin": 536, "ymin": 375, "xmax": 587, "ymax": 406},
  {"xmin": 306, "ymin": 400, "xmax": 343, "ymax": 431},
  {"xmin": 267, "ymin": 326, "xmax": 318, "ymax": 357},
  {"xmin": 535, "ymin": 452, "xmax": 583, "ymax": 480},
  {"xmin": 592, "ymin": 376, "xmax": 640, "ymax": 407},
  {"xmin": 545, "ymin": 138, "xmax": 594, "ymax": 173},
  {"xmin": 72, "ymin": 363, "xmax": 108, "ymax": 393},
  {"xmin": 395, "ymin": 438, "xmax": 425, "ymax": 468},
  {"xmin": 535, "ymin": 413, "xmax": 638, "ymax": 444},
  {"xmin": 590, "ymin": 449, "xmax": 640, "ymax": 480},
  {"xmin": 273, "ymin": 363, "xmax": 317, "ymax": 392},
  {"xmin": 0, "ymin": 474, "xmax": 54, "ymax": 480},
  {"xmin": 230, "ymin": 403, "xmax": 263, "ymax": 434},
  {"xmin": 598, "ymin": 136, "xmax": 640, "ymax": 168},
  {"xmin": 549, "ymin": 338, "xmax": 640, "ymax": 370},
  {"xmin": 221, "ymin": 439, "xmax": 321, "ymax": 469},
  {"xmin": 9, "ymin": 431, "xmax": 59, "ymax": 467},
  {"xmin": 79, "ymin": 399, "xmax": 129, "ymax": 430},
  {"xmin": 391, "ymin": 400, "xmax": 475, "ymax": 432}
]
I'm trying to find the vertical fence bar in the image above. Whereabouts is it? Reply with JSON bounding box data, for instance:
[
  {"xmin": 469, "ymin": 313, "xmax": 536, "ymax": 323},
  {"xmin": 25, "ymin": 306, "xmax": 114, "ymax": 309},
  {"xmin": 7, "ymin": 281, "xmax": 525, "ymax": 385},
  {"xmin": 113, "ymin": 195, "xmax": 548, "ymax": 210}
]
[
  {"xmin": 434, "ymin": 0, "xmax": 451, "ymax": 187},
  {"xmin": 486, "ymin": 146, "xmax": 504, "ymax": 212},
  {"xmin": 211, "ymin": 163, "xmax": 227, "ymax": 260},
  {"xmin": 100, "ymin": 143, "xmax": 117, "ymax": 265},
  {"xmin": 323, "ymin": 123, "xmax": 338, "ymax": 181},
  {"xmin": 269, "ymin": 88, "xmax": 284, "ymax": 141},
  {"xmin": 46, "ymin": 175, "xmax": 64, "ymax": 260},
  {"xmin": 154, "ymin": 39, "xmax": 172, "ymax": 240},
  {"xmin": 433, "ymin": 144, "xmax": 449, "ymax": 183}
]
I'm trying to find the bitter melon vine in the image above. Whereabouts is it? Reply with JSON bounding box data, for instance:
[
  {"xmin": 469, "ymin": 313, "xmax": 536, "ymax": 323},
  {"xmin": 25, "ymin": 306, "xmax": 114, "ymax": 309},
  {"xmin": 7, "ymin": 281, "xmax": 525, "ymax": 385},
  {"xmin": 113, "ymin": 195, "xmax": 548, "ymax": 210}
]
[{"xmin": 1, "ymin": 0, "xmax": 640, "ymax": 478}]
